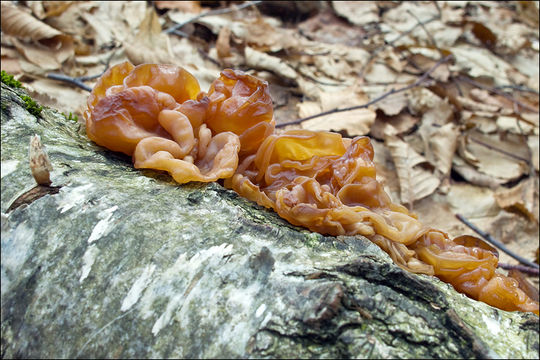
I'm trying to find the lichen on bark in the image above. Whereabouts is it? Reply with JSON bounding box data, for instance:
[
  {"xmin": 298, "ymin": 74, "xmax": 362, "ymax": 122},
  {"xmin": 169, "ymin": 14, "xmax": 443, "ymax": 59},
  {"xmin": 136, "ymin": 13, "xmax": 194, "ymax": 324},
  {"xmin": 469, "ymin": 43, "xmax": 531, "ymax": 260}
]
[{"xmin": 1, "ymin": 83, "xmax": 538, "ymax": 358}]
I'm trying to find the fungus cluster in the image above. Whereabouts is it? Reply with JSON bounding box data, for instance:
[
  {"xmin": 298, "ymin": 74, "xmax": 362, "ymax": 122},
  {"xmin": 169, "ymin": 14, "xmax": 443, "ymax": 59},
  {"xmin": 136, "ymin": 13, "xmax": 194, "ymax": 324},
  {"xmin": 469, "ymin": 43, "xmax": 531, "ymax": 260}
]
[{"xmin": 85, "ymin": 61, "xmax": 539, "ymax": 315}]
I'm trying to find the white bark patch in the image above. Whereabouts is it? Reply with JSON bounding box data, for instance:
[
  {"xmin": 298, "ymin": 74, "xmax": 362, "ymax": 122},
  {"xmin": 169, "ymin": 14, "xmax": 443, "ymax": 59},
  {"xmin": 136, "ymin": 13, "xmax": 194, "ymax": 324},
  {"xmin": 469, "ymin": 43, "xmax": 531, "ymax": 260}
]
[
  {"xmin": 121, "ymin": 264, "xmax": 156, "ymax": 312},
  {"xmin": 79, "ymin": 244, "xmax": 99, "ymax": 283},
  {"xmin": 482, "ymin": 314, "xmax": 501, "ymax": 335},
  {"xmin": 88, "ymin": 205, "xmax": 118, "ymax": 244},
  {"xmin": 1, "ymin": 160, "xmax": 19, "ymax": 178},
  {"xmin": 56, "ymin": 183, "xmax": 94, "ymax": 213},
  {"xmin": 1, "ymin": 221, "xmax": 35, "ymax": 293},
  {"xmin": 150, "ymin": 243, "xmax": 234, "ymax": 336},
  {"xmin": 255, "ymin": 303, "xmax": 266, "ymax": 318}
]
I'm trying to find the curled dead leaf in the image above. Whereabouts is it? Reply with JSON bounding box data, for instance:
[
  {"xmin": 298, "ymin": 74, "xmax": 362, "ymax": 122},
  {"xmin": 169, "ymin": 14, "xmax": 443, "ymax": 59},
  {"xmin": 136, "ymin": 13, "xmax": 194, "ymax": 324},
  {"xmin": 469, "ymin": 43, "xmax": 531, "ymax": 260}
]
[
  {"xmin": 124, "ymin": 7, "xmax": 173, "ymax": 65},
  {"xmin": 426, "ymin": 122, "xmax": 459, "ymax": 176},
  {"xmin": 244, "ymin": 46, "xmax": 298, "ymax": 81},
  {"xmin": 384, "ymin": 130, "xmax": 440, "ymax": 204},
  {"xmin": 300, "ymin": 107, "xmax": 376, "ymax": 136},
  {"xmin": 1, "ymin": 2, "xmax": 63, "ymax": 41},
  {"xmin": 459, "ymin": 130, "xmax": 530, "ymax": 183},
  {"xmin": 527, "ymin": 135, "xmax": 539, "ymax": 171},
  {"xmin": 1, "ymin": 2, "xmax": 74, "ymax": 70},
  {"xmin": 332, "ymin": 2, "xmax": 379, "ymax": 26},
  {"xmin": 495, "ymin": 177, "xmax": 539, "ymax": 223},
  {"xmin": 29, "ymin": 134, "xmax": 53, "ymax": 186},
  {"xmin": 370, "ymin": 112, "xmax": 419, "ymax": 140},
  {"xmin": 216, "ymin": 26, "xmax": 232, "ymax": 59}
]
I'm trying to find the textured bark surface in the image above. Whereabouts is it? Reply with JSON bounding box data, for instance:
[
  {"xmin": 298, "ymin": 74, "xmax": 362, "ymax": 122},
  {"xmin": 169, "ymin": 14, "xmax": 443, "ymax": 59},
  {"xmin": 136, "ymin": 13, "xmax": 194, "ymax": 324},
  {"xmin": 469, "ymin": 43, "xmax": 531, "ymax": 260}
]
[{"xmin": 1, "ymin": 83, "xmax": 539, "ymax": 358}]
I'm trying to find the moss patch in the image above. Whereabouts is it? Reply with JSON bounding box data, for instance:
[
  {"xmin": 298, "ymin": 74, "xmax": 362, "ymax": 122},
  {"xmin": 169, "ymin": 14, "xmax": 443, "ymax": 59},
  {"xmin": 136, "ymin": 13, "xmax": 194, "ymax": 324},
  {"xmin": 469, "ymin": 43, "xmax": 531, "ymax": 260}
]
[
  {"xmin": 1, "ymin": 70, "xmax": 22, "ymax": 89},
  {"xmin": 20, "ymin": 95, "xmax": 43, "ymax": 118}
]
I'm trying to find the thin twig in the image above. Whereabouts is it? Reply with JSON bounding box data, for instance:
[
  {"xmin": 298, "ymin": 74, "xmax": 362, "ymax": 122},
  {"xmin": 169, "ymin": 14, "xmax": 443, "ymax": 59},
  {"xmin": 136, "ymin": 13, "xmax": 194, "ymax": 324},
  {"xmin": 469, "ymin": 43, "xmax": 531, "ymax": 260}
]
[
  {"xmin": 46, "ymin": 73, "xmax": 92, "ymax": 92},
  {"xmin": 406, "ymin": 9, "xmax": 444, "ymax": 58},
  {"xmin": 455, "ymin": 213, "xmax": 539, "ymax": 269},
  {"xmin": 276, "ymin": 54, "xmax": 453, "ymax": 128},
  {"xmin": 47, "ymin": 52, "xmax": 115, "ymax": 92},
  {"xmin": 498, "ymin": 262, "xmax": 539, "ymax": 276},
  {"xmin": 468, "ymin": 136, "xmax": 529, "ymax": 163},
  {"xmin": 358, "ymin": 15, "xmax": 439, "ymax": 78},
  {"xmin": 495, "ymin": 85, "xmax": 540, "ymax": 95},
  {"xmin": 164, "ymin": 1, "xmax": 262, "ymax": 34},
  {"xmin": 457, "ymin": 75, "xmax": 538, "ymax": 113}
]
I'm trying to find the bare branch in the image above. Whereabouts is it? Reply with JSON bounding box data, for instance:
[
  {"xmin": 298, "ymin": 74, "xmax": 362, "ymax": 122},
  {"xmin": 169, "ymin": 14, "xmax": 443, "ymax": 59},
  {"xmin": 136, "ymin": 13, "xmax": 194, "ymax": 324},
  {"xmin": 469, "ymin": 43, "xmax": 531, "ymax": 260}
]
[
  {"xmin": 276, "ymin": 54, "xmax": 453, "ymax": 128},
  {"xmin": 46, "ymin": 73, "xmax": 92, "ymax": 92},
  {"xmin": 46, "ymin": 52, "xmax": 115, "ymax": 92},
  {"xmin": 498, "ymin": 263, "xmax": 539, "ymax": 276},
  {"xmin": 457, "ymin": 75, "xmax": 539, "ymax": 113},
  {"xmin": 455, "ymin": 213, "xmax": 539, "ymax": 269}
]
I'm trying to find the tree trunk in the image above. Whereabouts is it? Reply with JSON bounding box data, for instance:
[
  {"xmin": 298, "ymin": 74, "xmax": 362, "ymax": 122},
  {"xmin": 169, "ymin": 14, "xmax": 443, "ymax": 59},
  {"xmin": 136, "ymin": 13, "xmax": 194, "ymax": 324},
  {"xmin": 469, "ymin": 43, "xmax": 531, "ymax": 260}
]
[{"xmin": 1, "ymin": 83, "xmax": 538, "ymax": 358}]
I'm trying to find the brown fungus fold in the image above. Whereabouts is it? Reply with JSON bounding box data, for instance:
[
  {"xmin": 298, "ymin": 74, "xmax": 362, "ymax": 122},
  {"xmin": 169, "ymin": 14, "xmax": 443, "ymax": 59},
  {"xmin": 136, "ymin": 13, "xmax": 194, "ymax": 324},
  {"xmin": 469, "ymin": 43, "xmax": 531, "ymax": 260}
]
[{"xmin": 85, "ymin": 61, "xmax": 539, "ymax": 315}]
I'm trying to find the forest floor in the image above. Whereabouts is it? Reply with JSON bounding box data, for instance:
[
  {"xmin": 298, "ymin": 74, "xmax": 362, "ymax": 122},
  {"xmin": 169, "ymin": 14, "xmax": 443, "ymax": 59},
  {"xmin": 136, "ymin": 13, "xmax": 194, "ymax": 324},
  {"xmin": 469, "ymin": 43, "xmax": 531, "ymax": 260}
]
[{"xmin": 1, "ymin": 1, "xmax": 539, "ymax": 295}]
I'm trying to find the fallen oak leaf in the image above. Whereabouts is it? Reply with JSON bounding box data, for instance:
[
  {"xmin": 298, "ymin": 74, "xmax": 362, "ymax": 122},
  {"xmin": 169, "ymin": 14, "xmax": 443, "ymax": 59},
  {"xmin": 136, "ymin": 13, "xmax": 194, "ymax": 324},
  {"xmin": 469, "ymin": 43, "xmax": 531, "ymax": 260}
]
[
  {"xmin": 1, "ymin": 2, "xmax": 74, "ymax": 71},
  {"xmin": 494, "ymin": 177, "xmax": 539, "ymax": 223},
  {"xmin": 384, "ymin": 128, "xmax": 440, "ymax": 205}
]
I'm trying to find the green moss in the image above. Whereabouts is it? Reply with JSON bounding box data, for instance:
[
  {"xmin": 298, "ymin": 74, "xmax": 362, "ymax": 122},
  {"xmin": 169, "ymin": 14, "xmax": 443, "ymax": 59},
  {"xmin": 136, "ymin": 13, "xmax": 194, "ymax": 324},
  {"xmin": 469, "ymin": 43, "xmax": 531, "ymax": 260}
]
[
  {"xmin": 1, "ymin": 70, "xmax": 22, "ymax": 88},
  {"xmin": 21, "ymin": 95, "xmax": 43, "ymax": 118},
  {"xmin": 63, "ymin": 112, "xmax": 79, "ymax": 122}
]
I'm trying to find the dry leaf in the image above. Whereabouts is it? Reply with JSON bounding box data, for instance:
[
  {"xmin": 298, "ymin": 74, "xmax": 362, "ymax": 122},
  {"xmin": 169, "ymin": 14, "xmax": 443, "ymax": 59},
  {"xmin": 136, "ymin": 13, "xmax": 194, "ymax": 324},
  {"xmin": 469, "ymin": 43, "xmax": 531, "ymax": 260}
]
[
  {"xmin": 495, "ymin": 177, "xmax": 539, "ymax": 223},
  {"xmin": 298, "ymin": 10, "xmax": 368, "ymax": 47},
  {"xmin": 300, "ymin": 107, "xmax": 376, "ymax": 136},
  {"xmin": 425, "ymin": 122, "xmax": 460, "ymax": 176},
  {"xmin": 1, "ymin": 2, "xmax": 63, "ymax": 40},
  {"xmin": 320, "ymin": 87, "xmax": 369, "ymax": 111},
  {"xmin": 450, "ymin": 44, "xmax": 513, "ymax": 85},
  {"xmin": 29, "ymin": 135, "xmax": 53, "ymax": 186},
  {"xmin": 12, "ymin": 36, "xmax": 73, "ymax": 71},
  {"xmin": 80, "ymin": 2, "xmax": 146, "ymax": 48},
  {"xmin": 452, "ymin": 156, "xmax": 505, "ymax": 189},
  {"xmin": 313, "ymin": 55, "xmax": 352, "ymax": 81},
  {"xmin": 456, "ymin": 95, "xmax": 500, "ymax": 113},
  {"xmin": 154, "ymin": 1, "xmax": 202, "ymax": 12},
  {"xmin": 385, "ymin": 131, "xmax": 440, "ymax": 204},
  {"xmin": 528, "ymin": 135, "xmax": 539, "ymax": 171},
  {"xmin": 370, "ymin": 112, "xmax": 419, "ymax": 140},
  {"xmin": 243, "ymin": 18, "xmax": 298, "ymax": 53},
  {"xmin": 446, "ymin": 183, "xmax": 500, "ymax": 219},
  {"xmin": 517, "ymin": 0, "xmax": 539, "ymax": 28},
  {"xmin": 375, "ymin": 91, "xmax": 408, "ymax": 116},
  {"xmin": 297, "ymin": 86, "xmax": 376, "ymax": 136},
  {"xmin": 216, "ymin": 26, "xmax": 232, "ymax": 59},
  {"xmin": 496, "ymin": 116, "xmax": 536, "ymax": 135},
  {"xmin": 244, "ymin": 47, "xmax": 298, "ymax": 81},
  {"xmin": 332, "ymin": 2, "xmax": 379, "ymax": 26},
  {"xmin": 460, "ymin": 130, "xmax": 530, "ymax": 182},
  {"xmin": 1, "ymin": 2, "xmax": 74, "ymax": 70},
  {"xmin": 124, "ymin": 7, "xmax": 173, "ymax": 65}
]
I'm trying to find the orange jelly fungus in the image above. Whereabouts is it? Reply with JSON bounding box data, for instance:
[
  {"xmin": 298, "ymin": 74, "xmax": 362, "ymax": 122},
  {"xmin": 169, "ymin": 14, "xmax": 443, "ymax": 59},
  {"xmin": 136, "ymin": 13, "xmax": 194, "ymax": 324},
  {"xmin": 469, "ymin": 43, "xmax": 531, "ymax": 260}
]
[{"xmin": 85, "ymin": 61, "xmax": 539, "ymax": 315}]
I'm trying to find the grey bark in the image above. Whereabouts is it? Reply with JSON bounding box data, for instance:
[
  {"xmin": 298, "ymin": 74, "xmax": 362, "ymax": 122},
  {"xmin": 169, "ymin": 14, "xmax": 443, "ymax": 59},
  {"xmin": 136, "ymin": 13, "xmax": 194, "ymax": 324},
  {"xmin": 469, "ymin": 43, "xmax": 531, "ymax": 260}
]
[{"xmin": 1, "ymin": 83, "xmax": 538, "ymax": 359}]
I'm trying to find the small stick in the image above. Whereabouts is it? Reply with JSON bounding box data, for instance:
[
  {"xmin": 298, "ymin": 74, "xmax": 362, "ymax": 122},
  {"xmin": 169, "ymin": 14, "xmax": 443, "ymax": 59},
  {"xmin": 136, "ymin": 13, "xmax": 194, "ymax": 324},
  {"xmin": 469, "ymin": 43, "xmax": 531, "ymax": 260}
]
[
  {"xmin": 46, "ymin": 73, "xmax": 92, "ymax": 92},
  {"xmin": 358, "ymin": 15, "xmax": 439, "ymax": 78},
  {"xmin": 498, "ymin": 262, "xmax": 539, "ymax": 276},
  {"xmin": 47, "ymin": 52, "xmax": 114, "ymax": 92},
  {"xmin": 164, "ymin": 1, "xmax": 262, "ymax": 34},
  {"xmin": 455, "ymin": 213, "xmax": 539, "ymax": 269},
  {"xmin": 457, "ymin": 76, "xmax": 538, "ymax": 113},
  {"xmin": 495, "ymin": 85, "xmax": 540, "ymax": 95},
  {"xmin": 406, "ymin": 9, "xmax": 444, "ymax": 58},
  {"xmin": 276, "ymin": 54, "xmax": 453, "ymax": 128},
  {"xmin": 468, "ymin": 136, "xmax": 529, "ymax": 163}
]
